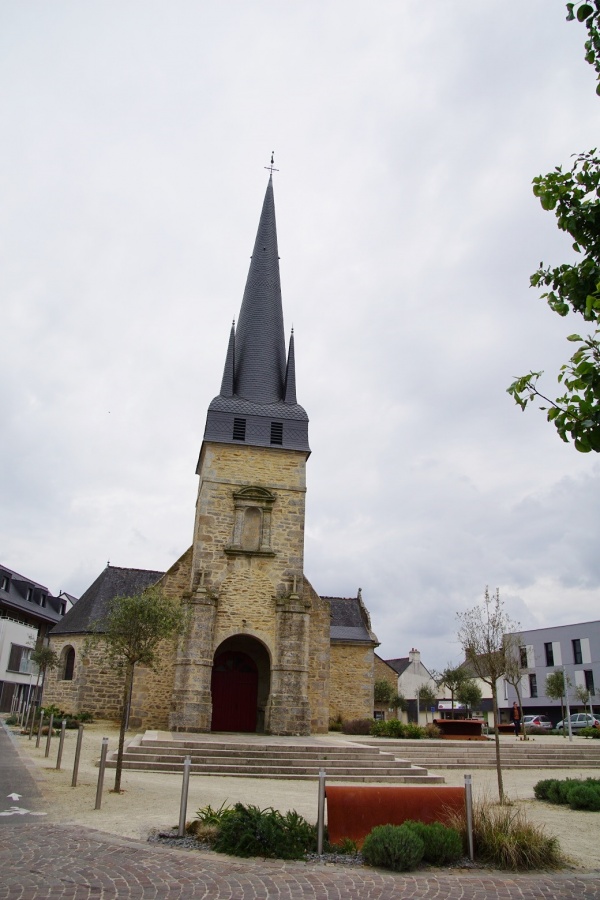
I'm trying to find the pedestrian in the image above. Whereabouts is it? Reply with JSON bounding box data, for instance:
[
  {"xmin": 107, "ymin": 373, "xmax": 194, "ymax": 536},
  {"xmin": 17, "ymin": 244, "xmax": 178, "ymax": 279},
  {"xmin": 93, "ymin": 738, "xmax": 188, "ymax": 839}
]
[{"xmin": 512, "ymin": 701, "xmax": 521, "ymax": 738}]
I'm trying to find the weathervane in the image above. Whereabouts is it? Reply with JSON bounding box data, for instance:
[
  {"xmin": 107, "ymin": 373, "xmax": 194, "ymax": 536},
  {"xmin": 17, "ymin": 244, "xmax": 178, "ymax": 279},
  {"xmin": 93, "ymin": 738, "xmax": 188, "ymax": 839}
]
[{"xmin": 264, "ymin": 151, "xmax": 279, "ymax": 175}]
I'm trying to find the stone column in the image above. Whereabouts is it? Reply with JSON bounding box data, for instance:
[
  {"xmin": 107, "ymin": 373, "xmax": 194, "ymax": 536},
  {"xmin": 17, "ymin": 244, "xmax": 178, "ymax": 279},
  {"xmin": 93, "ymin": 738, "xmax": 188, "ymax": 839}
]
[
  {"xmin": 269, "ymin": 588, "xmax": 312, "ymax": 735},
  {"xmin": 169, "ymin": 583, "xmax": 218, "ymax": 732}
]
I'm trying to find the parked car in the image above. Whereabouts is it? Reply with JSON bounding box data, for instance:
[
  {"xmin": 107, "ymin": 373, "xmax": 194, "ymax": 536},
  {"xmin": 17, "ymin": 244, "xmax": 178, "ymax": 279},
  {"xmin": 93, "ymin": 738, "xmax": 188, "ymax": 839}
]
[
  {"xmin": 555, "ymin": 713, "xmax": 600, "ymax": 732},
  {"xmin": 522, "ymin": 715, "xmax": 553, "ymax": 732}
]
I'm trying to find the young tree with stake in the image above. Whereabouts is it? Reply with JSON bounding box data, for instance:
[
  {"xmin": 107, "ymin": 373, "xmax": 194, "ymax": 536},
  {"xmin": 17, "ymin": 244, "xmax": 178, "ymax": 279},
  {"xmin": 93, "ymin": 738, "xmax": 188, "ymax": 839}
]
[
  {"xmin": 88, "ymin": 586, "xmax": 187, "ymax": 793},
  {"xmin": 457, "ymin": 587, "xmax": 520, "ymax": 804}
]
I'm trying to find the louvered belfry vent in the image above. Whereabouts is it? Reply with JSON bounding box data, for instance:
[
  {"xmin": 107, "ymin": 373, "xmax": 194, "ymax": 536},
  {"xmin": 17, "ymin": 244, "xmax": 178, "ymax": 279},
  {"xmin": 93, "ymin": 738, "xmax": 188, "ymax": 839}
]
[
  {"xmin": 233, "ymin": 418, "xmax": 247, "ymax": 441},
  {"xmin": 270, "ymin": 422, "xmax": 283, "ymax": 445}
]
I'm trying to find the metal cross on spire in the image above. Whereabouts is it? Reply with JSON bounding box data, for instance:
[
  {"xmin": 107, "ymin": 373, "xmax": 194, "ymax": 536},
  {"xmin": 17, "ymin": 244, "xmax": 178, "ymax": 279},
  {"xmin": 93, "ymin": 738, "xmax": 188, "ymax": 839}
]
[{"xmin": 264, "ymin": 151, "xmax": 279, "ymax": 175}]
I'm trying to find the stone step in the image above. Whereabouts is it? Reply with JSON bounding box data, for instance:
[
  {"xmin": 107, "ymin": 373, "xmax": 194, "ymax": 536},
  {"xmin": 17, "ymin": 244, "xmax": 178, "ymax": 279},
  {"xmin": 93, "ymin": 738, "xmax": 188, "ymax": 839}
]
[
  {"xmin": 107, "ymin": 732, "xmax": 442, "ymax": 783},
  {"xmin": 105, "ymin": 758, "xmax": 443, "ymax": 782},
  {"xmin": 119, "ymin": 752, "xmax": 419, "ymax": 772}
]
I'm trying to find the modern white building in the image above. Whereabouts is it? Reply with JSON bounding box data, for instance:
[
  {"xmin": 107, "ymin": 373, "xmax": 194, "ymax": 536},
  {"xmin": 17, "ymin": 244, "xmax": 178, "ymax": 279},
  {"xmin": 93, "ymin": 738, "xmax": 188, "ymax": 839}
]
[{"xmin": 502, "ymin": 620, "xmax": 599, "ymax": 724}]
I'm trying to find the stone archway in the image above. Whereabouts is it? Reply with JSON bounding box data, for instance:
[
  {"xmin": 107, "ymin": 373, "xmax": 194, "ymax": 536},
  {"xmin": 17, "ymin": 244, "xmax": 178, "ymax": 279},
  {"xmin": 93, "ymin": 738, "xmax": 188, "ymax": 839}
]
[{"xmin": 210, "ymin": 636, "xmax": 271, "ymax": 733}]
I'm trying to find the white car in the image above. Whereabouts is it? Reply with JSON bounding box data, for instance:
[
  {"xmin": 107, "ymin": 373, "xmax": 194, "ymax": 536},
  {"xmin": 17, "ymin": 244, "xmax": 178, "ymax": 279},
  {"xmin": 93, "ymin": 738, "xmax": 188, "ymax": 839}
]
[
  {"xmin": 555, "ymin": 713, "xmax": 600, "ymax": 732},
  {"xmin": 522, "ymin": 714, "xmax": 553, "ymax": 732}
]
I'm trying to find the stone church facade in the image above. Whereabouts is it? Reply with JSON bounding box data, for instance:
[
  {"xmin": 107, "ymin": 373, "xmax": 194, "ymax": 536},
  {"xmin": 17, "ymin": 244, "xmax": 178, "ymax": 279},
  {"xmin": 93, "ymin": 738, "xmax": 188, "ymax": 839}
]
[{"xmin": 45, "ymin": 176, "xmax": 379, "ymax": 734}]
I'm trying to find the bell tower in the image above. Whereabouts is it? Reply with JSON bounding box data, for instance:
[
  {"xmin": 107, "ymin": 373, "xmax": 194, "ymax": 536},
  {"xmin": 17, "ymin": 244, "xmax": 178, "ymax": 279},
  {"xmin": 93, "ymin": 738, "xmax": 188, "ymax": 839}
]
[{"xmin": 169, "ymin": 173, "xmax": 316, "ymax": 735}]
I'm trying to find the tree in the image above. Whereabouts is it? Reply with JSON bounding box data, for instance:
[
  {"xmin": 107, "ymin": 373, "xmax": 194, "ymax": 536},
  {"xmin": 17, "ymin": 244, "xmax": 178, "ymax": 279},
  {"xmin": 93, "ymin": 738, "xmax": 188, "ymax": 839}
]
[
  {"xmin": 546, "ymin": 669, "xmax": 571, "ymax": 733},
  {"xmin": 374, "ymin": 679, "xmax": 394, "ymax": 704},
  {"xmin": 503, "ymin": 633, "xmax": 527, "ymax": 739},
  {"xmin": 29, "ymin": 644, "xmax": 58, "ymax": 708},
  {"xmin": 456, "ymin": 679, "xmax": 482, "ymax": 719},
  {"xmin": 456, "ymin": 587, "xmax": 520, "ymax": 804},
  {"xmin": 88, "ymin": 586, "xmax": 187, "ymax": 793},
  {"xmin": 507, "ymin": 4, "xmax": 600, "ymax": 452},
  {"xmin": 436, "ymin": 665, "xmax": 469, "ymax": 714},
  {"xmin": 416, "ymin": 683, "xmax": 437, "ymax": 723},
  {"xmin": 575, "ymin": 683, "xmax": 593, "ymax": 715}
]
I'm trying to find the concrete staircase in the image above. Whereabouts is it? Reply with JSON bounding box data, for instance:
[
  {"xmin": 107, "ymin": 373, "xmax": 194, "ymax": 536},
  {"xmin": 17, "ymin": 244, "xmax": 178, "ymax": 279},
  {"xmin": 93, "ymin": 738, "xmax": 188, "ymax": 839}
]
[
  {"xmin": 106, "ymin": 732, "xmax": 444, "ymax": 783},
  {"xmin": 357, "ymin": 738, "xmax": 600, "ymax": 769}
]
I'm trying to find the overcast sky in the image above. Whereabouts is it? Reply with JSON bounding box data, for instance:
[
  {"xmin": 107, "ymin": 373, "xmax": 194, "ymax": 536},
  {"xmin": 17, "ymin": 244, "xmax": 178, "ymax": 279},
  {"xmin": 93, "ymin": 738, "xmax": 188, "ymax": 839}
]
[{"xmin": 2, "ymin": 1, "xmax": 599, "ymax": 671}]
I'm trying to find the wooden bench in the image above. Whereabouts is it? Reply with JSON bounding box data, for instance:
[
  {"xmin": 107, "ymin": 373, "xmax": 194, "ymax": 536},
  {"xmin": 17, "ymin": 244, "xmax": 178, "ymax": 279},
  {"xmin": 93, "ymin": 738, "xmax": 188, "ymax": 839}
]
[{"xmin": 433, "ymin": 718, "xmax": 486, "ymax": 740}]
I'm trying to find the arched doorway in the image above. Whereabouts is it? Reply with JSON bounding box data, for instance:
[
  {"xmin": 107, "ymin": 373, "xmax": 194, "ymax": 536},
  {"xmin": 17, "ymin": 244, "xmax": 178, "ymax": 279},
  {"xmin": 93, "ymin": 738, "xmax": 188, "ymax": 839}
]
[{"xmin": 210, "ymin": 637, "xmax": 270, "ymax": 733}]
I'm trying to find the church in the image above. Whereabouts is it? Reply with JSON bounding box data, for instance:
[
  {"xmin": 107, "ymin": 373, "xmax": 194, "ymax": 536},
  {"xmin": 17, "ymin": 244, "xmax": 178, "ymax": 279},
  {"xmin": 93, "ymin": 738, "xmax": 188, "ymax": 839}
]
[{"xmin": 45, "ymin": 174, "xmax": 380, "ymax": 735}]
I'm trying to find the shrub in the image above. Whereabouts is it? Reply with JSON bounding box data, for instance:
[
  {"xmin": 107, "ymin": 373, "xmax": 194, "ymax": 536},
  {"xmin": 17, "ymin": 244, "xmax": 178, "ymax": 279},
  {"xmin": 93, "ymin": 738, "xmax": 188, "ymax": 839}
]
[
  {"xmin": 362, "ymin": 824, "xmax": 425, "ymax": 871},
  {"xmin": 403, "ymin": 820, "xmax": 462, "ymax": 865},
  {"xmin": 580, "ymin": 727, "xmax": 600, "ymax": 739},
  {"xmin": 445, "ymin": 798, "xmax": 565, "ymax": 870},
  {"xmin": 534, "ymin": 777, "xmax": 600, "ymax": 809},
  {"xmin": 195, "ymin": 801, "xmax": 233, "ymax": 825},
  {"xmin": 405, "ymin": 723, "xmax": 425, "ymax": 739},
  {"xmin": 566, "ymin": 783, "xmax": 600, "ymax": 811},
  {"xmin": 186, "ymin": 821, "xmax": 220, "ymax": 844},
  {"xmin": 213, "ymin": 803, "xmax": 317, "ymax": 860},
  {"xmin": 328, "ymin": 715, "xmax": 343, "ymax": 732},
  {"xmin": 342, "ymin": 718, "xmax": 374, "ymax": 735},
  {"xmin": 4, "ymin": 715, "xmax": 18, "ymax": 726},
  {"xmin": 533, "ymin": 779, "xmax": 559, "ymax": 801},
  {"xmin": 424, "ymin": 723, "xmax": 441, "ymax": 739},
  {"xmin": 329, "ymin": 837, "xmax": 359, "ymax": 855}
]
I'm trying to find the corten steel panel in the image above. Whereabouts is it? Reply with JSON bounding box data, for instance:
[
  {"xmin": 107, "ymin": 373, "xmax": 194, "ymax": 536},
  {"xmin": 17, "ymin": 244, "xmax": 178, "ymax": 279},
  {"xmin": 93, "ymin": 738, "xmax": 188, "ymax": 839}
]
[{"xmin": 326, "ymin": 785, "xmax": 465, "ymax": 846}]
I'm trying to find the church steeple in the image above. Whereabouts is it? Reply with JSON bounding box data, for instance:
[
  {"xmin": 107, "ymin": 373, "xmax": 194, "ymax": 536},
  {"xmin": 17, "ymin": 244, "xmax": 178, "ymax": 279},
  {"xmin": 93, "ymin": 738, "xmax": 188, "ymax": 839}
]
[
  {"xmin": 201, "ymin": 174, "xmax": 310, "ymax": 460},
  {"xmin": 234, "ymin": 176, "xmax": 286, "ymax": 404}
]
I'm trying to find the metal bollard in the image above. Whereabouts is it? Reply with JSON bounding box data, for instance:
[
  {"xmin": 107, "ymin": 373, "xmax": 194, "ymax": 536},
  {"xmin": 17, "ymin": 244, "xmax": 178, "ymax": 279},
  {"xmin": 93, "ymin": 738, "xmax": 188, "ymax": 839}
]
[
  {"xmin": 178, "ymin": 756, "xmax": 192, "ymax": 837},
  {"xmin": 35, "ymin": 711, "xmax": 45, "ymax": 749},
  {"xmin": 95, "ymin": 738, "xmax": 109, "ymax": 810},
  {"xmin": 56, "ymin": 720, "xmax": 67, "ymax": 770},
  {"xmin": 464, "ymin": 774, "xmax": 474, "ymax": 861},
  {"xmin": 317, "ymin": 769, "xmax": 326, "ymax": 856},
  {"xmin": 28, "ymin": 705, "xmax": 36, "ymax": 740},
  {"xmin": 44, "ymin": 714, "xmax": 54, "ymax": 758},
  {"xmin": 72, "ymin": 725, "xmax": 84, "ymax": 787}
]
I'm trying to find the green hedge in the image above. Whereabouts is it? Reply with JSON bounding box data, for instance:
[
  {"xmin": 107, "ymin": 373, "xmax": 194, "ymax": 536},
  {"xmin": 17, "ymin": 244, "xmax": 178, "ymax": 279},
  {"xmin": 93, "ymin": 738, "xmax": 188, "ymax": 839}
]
[{"xmin": 534, "ymin": 777, "xmax": 600, "ymax": 811}]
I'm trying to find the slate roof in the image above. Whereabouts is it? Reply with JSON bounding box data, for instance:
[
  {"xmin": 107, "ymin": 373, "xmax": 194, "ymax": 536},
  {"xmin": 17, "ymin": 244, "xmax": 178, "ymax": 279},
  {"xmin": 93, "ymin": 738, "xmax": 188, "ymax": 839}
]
[
  {"xmin": 326, "ymin": 596, "xmax": 378, "ymax": 644},
  {"xmin": 203, "ymin": 176, "xmax": 310, "ymax": 454},
  {"xmin": 50, "ymin": 565, "xmax": 165, "ymax": 635},
  {"xmin": 0, "ymin": 563, "xmax": 62, "ymax": 627},
  {"xmin": 385, "ymin": 657, "xmax": 411, "ymax": 676}
]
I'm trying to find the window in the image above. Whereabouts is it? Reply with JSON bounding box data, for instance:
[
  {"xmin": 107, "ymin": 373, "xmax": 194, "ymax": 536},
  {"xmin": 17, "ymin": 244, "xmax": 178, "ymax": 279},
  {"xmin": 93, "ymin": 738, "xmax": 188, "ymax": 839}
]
[
  {"xmin": 7, "ymin": 644, "xmax": 33, "ymax": 675},
  {"xmin": 573, "ymin": 639, "xmax": 583, "ymax": 665},
  {"xmin": 544, "ymin": 642, "xmax": 554, "ymax": 666},
  {"xmin": 26, "ymin": 587, "xmax": 34, "ymax": 602},
  {"xmin": 585, "ymin": 670, "xmax": 595, "ymax": 695},
  {"xmin": 270, "ymin": 421, "xmax": 283, "ymax": 445},
  {"xmin": 519, "ymin": 647, "xmax": 528, "ymax": 668},
  {"xmin": 0, "ymin": 575, "xmax": 9, "ymax": 591},
  {"xmin": 61, "ymin": 647, "xmax": 75, "ymax": 681},
  {"xmin": 529, "ymin": 674, "xmax": 538, "ymax": 698},
  {"xmin": 59, "ymin": 602, "xmax": 67, "ymax": 616},
  {"xmin": 232, "ymin": 418, "xmax": 246, "ymax": 441}
]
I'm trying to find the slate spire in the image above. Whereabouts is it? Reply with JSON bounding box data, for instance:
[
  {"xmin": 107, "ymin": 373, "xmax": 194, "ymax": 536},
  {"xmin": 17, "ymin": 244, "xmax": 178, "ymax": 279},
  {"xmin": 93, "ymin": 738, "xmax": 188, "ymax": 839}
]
[
  {"xmin": 234, "ymin": 175, "xmax": 287, "ymax": 403},
  {"xmin": 202, "ymin": 173, "xmax": 309, "ymax": 456},
  {"xmin": 219, "ymin": 321, "xmax": 235, "ymax": 398},
  {"xmin": 284, "ymin": 330, "xmax": 297, "ymax": 405}
]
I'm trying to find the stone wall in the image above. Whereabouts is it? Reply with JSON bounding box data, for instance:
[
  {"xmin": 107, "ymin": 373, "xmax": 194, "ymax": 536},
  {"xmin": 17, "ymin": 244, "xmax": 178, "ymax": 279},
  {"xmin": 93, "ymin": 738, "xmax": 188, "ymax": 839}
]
[
  {"xmin": 44, "ymin": 634, "xmax": 125, "ymax": 720},
  {"xmin": 329, "ymin": 642, "xmax": 375, "ymax": 723},
  {"xmin": 305, "ymin": 580, "xmax": 330, "ymax": 733}
]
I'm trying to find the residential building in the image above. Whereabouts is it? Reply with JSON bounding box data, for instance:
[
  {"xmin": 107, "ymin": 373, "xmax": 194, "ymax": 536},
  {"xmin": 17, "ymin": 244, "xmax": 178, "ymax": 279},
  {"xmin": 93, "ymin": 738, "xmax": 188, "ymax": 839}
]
[
  {"xmin": 503, "ymin": 621, "xmax": 600, "ymax": 724},
  {"xmin": 0, "ymin": 563, "xmax": 69, "ymax": 712}
]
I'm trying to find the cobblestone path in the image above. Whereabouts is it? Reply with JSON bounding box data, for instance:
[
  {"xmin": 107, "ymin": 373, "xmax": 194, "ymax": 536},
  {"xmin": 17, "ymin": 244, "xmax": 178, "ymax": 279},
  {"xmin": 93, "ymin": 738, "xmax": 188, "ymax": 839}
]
[{"xmin": 1, "ymin": 824, "xmax": 599, "ymax": 899}]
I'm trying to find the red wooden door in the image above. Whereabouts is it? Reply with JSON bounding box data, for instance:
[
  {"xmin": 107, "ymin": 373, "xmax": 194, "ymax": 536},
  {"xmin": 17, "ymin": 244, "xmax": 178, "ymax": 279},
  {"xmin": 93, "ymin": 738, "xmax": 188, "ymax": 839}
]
[{"xmin": 211, "ymin": 651, "xmax": 258, "ymax": 732}]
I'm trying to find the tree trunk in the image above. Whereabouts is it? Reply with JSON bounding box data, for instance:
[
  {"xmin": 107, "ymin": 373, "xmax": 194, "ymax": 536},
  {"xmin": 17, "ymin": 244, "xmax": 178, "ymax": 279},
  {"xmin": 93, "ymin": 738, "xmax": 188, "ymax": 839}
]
[
  {"xmin": 113, "ymin": 663, "xmax": 134, "ymax": 793},
  {"xmin": 491, "ymin": 686, "xmax": 505, "ymax": 804}
]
